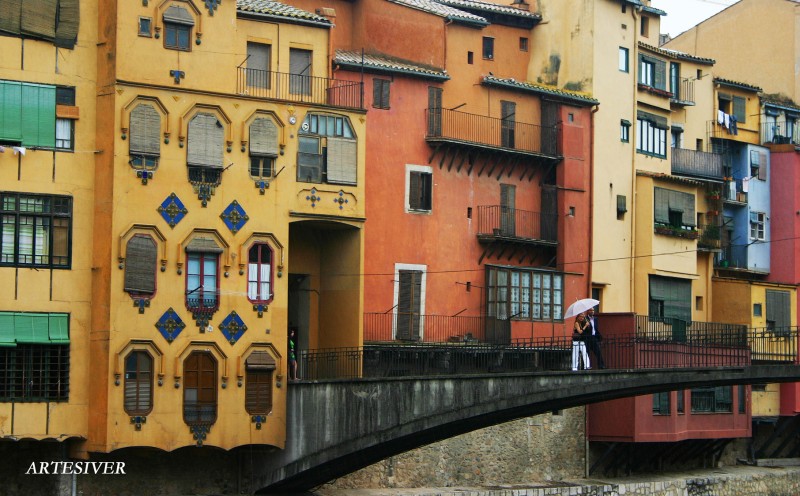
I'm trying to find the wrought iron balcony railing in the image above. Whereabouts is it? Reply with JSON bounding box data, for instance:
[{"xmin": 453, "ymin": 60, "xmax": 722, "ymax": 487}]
[
  {"xmin": 761, "ymin": 122, "xmax": 799, "ymax": 146},
  {"xmin": 236, "ymin": 67, "xmax": 364, "ymax": 110},
  {"xmin": 670, "ymin": 77, "xmax": 695, "ymax": 106},
  {"xmin": 717, "ymin": 244, "xmax": 748, "ymax": 269},
  {"xmin": 671, "ymin": 147, "xmax": 725, "ymax": 179},
  {"xmin": 634, "ymin": 315, "xmax": 747, "ymax": 345},
  {"xmin": 426, "ymin": 108, "xmax": 560, "ymax": 157},
  {"xmin": 697, "ymin": 222, "xmax": 722, "ymax": 250},
  {"xmin": 476, "ymin": 205, "xmax": 558, "ymax": 243}
]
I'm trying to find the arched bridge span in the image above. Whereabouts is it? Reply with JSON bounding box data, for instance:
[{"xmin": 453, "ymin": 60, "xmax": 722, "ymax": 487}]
[{"xmin": 253, "ymin": 365, "xmax": 800, "ymax": 493}]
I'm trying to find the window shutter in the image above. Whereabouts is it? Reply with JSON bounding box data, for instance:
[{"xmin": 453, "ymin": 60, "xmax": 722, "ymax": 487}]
[
  {"xmin": 409, "ymin": 172, "xmax": 422, "ymax": 210},
  {"xmin": 733, "ymin": 96, "xmax": 746, "ymax": 123},
  {"xmin": 130, "ymin": 104, "xmax": 161, "ymax": 156},
  {"xmin": 326, "ymin": 137, "xmax": 357, "ymax": 185},
  {"xmin": 0, "ymin": 0, "xmax": 22, "ymax": 38},
  {"xmin": 185, "ymin": 237, "xmax": 223, "ymax": 253},
  {"xmin": 396, "ymin": 270, "xmax": 422, "ymax": 340},
  {"xmin": 289, "ymin": 48, "xmax": 312, "ymax": 95},
  {"xmin": 680, "ymin": 191, "xmax": 695, "ymax": 226},
  {"xmin": 124, "ymin": 236, "xmax": 157, "ymax": 294},
  {"xmin": 654, "ymin": 58, "xmax": 667, "ymax": 90},
  {"xmin": 163, "ymin": 5, "xmax": 194, "ymax": 25},
  {"xmin": 297, "ymin": 136, "xmax": 322, "ymax": 182},
  {"xmin": 249, "ymin": 117, "xmax": 278, "ymax": 156},
  {"xmin": 21, "ymin": 0, "xmax": 57, "ymax": 40},
  {"xmin": 654, "ymin": 187, "xmax": 669, "ymax": 224},
  {"xmin": 247, "ymin": 43, "xmax": 271, "ymax": 72},
  {"xmin": 0, "ymin": 81, "xmax": 23, "ymax": 143},
  {"xmin": 187, "ymin": 113, "xmax": 224, "ymax": 168},
  {"xmin": 21, "ymin": 83, "xmax": 55, "ymax": 147},
  {"xmin": 54, "ymin": 0, "xmax": 79, "ymax": 49},
  {"xmin": 758, "ymin": 153, "xmax": 767, "ymax": 180},
  {"xmin": 245, "ymin": 369, "xmax": 273, "ymax": 414},
  {"xmin": 382, "ymin": 80, "xmax": 390, "ymax": 108}
]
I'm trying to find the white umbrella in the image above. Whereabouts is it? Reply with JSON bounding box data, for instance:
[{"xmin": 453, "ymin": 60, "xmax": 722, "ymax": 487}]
[{"xmin": 564, "ymin": 298, "xmax": 600, "ymax": 319}]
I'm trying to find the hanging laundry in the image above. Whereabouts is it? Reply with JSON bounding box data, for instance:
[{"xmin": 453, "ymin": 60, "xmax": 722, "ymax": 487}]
[
  {"xmin": 0, "ymin": 145, "xmax": 5, "ymax": 153},
  {"xmin": 724, "ymin": 113, "xmax": 730, "ymax": 129},
  {"xmin": 729, "ymin": 180, "xmax": 736, "ymax": 199},
  {"xmin": 717, "ymin": 110, "xmax": 725, "ymax": 125},
  {"xmin": 742, "ymin": 176, "xmax": 750, "ymax": 193},
  {"xmin": 729, "ymin": 114, "xmax": 738, "ymax": 135}
]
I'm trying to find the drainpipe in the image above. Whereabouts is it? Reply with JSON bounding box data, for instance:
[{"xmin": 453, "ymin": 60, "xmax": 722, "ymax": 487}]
[
  {"xmin": 629, "ymin": 5, "xmax": 642, "ymax": 313},
  {"xmin": 589, "ymin": 103, "xmax": 599, "ymax": 298}
]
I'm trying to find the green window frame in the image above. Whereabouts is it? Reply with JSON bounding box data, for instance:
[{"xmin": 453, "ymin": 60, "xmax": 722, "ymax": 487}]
[
  {"xmin": 0, "ymin": 80, "xmax": 56, "ymax": 148},
  {"xmin": 648, "ymin": 275, "xmax": 692, "ymax": 324}
]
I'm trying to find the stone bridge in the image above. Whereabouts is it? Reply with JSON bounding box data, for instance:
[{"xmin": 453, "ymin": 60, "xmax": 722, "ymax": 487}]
[{"xmin": 251, "ymin": 365, "xmax": 800, "ymax": 493}]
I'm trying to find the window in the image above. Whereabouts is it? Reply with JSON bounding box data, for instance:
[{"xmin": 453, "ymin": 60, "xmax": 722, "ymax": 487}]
[
  {"xmin": 246, "ymin": 42, "xmax": 272, "ymax": 89},
  {"xmin": 247, "ymin": 243, "xmax": 272, "ymax": 303},
  {"xmin": 407, "ymin": 167, "xmax": 432, "ymax": 212},
  {"xmin": 670, "ymin": 62, "xmax": 680, "ymax": 100},
  {"xmin": 55, "ymin": 118, "xmax": 73, "ymax": 150},
  {"xmin": 654, "ymin": 187, "xmax": 695, "ymax": 230},
  {"xmin": 766, "ymin": 290, "xmax": 790, "ymax": 336},
  {"xmin": 638, "ymin": 55, "xmax": 666, "ymax": 90},
  {"xmin": 750, "ymin": 150, "xmax": 767, "ymax": 180},
  {"xmin": 0, "ymin": 312, "xmax": 70, "ymax": 402},
  {"xmin": 677, "ymin": 389, "xmax": 685, "ymax": 414},
  {"xmin": 373, "ymin": 78, "xmax": 391, "ymax": 110},
  {"xmin": 753, "ymin": 303, "xmax": 762, "ymax": 317},
  {"xmin": 519, "ymin": 37, "xmax": 528, "ymax": 51},
  {"xmin": 648, "ymin": 275, "xmax": 691, "ymax": 324},
  {"xmin": 750, "ymin": 211, "xmax": 765, "ymax": 241},
  {"xmin": 186, "ymin": 250, "xmax": 219, "ymax": 311},
  {"xmin": 500, "ymin": 183, "xmax": 516, "ymax": 236},
  {"xmin": 289, "ymin": 48, "xmax": 312, "ymax": 96},
  {"xmin": 245, "ymin": 351, "xmax": 275, "ymax": 415},
  {"xmin": 618, "ymin": 47, "xmax": 629, "ymax": 72},
  {"xmin": 187, "ymin": 112, "xmax": 224, "ymax": 182},
  {"xmin": 396, "ymin": 269, "xmax": 423, "ymax": 340},
  {"xmin": 738, "ymin": 385, "xmax": 746, "ymax": 414},
  {"xmin": 691, "ymin": 386, "xmax": 732, "ymax": 413},
  {"xmin": 249, "ymin": 117, "xmax": 278, "ymax": 179},
  {"xmin": 183, "ymin": 351, "xmax": 217, "ymax": 424},
  {"xmin": 467, "ymin": 51, "xmax": 474, "ymax": 64},
  {"xmin": 297, "ymin": 113, "xmax": 357, "ymax": 185},
  {"xmin": 732, "ymin": 95, "xmax": 746, "ymax": 124},
  {"xmin": 427, "ymin": 86, "xmax": 443, "ymax": 136},
  {"xmin": 620, "ymin": 120, "xmax": 630, "ymax": 142},
  {"xmin": 163, "ymin": 5, "xmax": 193, "ymax": 51},
  {"xmin": 124, "ymin": 351, "xmax": 153, "ymax": 415},
  {"xmin": 0, "ymin": 80, "xmax": 55, "ymax": 148},
  {"xmin": 640, "ymin": 16, "xmax": 649, "ymax": 37},
  {"xmin": 500, "ymin": 100, "xmax": 516, "ymax": 148},
  {"xmin": 138, "ymin": 17, "xmax": 152, "ymax": 37},
  {"xmin": 129, "ymin": 103, "xmax": 161, "ymax": 169},
  {"xmin": 652, "ymin": 392, "xmax": 670, "ymax": 415},
  {"xmin": 671, "ymin": 128, "xmax": 683, "ymax": 148},
  {"xmin": 56, "ymin": 87, "xmax": 76, "ymax": 106},
  {"xmin": 482, "ymin": 37, "xmax": 494, "ymax": 59},
  {"xmin": 637, "ymin": 112, "xmax": 668, "ymax": 158},
  {"xmin": 124, "ymin": 235, "xmax": 157, "ymax": 296},
  {"xmin": 1, "ymin": 193, "xmax": 71, "ymax": 268},
  {"xmin": 487, "ymin": 267, "xmax": 564, "ymax": 321}
]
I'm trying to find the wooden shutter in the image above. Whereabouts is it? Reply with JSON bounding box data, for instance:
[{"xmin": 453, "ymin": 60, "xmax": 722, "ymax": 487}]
[
  {"xmin": 289, "ymin": 48, "xmax": 312, "ymax": 95},
  {"xmin": 130, "ymin": 104, "xmax": 161, "ymax": 156},
  {"xmin": 124, "ymin": 236, "xmax": 157, "ymax": 294},
  {"xmin": 541, "ymin": 100, "xmax": 560, "ymax": 156},
  {"xmin": 183, "ymin": 351, "xmax": 217, "ymax": 424},
  {"xmin": 21, "ymin": 0, "xmax": 57, "ymax": 40},
  {"xmin": 501, "ymin": 101, "xmax": 516, "ymax": 148},
  {"xmin": 396, "ymin": 270, "xmax": 422, "ymax": 340},
  {"xmin": 758, "ymin": 152, "xmax": 767, "ymax": 180},
  {"xmin": 654, "ymin": 187, "xmax": 669, "ymax": 224},
  {"xmin": 245, "ymin": 352, "xmax": 274, "ymax": 414},
  {"xmin": 187, "ymin": 113, "xmax": 224, "ymax": 168},
  {"xmin": 409, "ymin": 172, "xmax": 421, "ymax": 210},
  {"xmin": 427, "ymin": 86, "xmax": 442, "ymax": 136},
  {"xmin": 0, "ymin": 0, "xmax": 22, "ymax": 38},
  {"xmin": 249, "ymin": 117, "xmax": 278, "ymax": 156},
  {"xmin": 163, "ymin": 5, "xmax": 194, "ymax": 25},
  {"xmin": 654, "ymin": 58, "xmax": 667, "ymax": 90},
  {"xmin": 326, "ymin": 137, "xmax": 357, "ymax": 185},
  {"xmin": 500, "ymin": 184, "xmax": 516, "ymax": 236},
  {"xmin": 21, "ymin": 83, "xmax": 55, "ymax": 147},
  {"xmin": 0, "ymin": 81, "xmax": 23, "ymax": 143},
  {"xmin": 766, "ymin": 290, "xmax": 790, "ymax": 333},
  {"xmin": 54, "ymin": 0, "xmax": 79, "ymax": 49},
  {"xmin": 676, "ymin": 190, "xmax": 695, "ymax": 226},
  {"xmin": 247, "ymin": 42, "xmax": 271, "ymax": 72},
  {"xmin": 124, "ymin": 351, "xmax": 152, "ymax": 414},
  {"xmin": 373, "ymin": 79, "xmax": 390, "ymax": 109},
  {"xmin": 733, "ymin": 96, "xmax": 746, "ymax": 123}
]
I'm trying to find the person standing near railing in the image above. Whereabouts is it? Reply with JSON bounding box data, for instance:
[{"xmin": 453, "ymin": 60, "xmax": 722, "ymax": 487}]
[
  {"xmin": 572, "ymin": 313, "xmax": 590, "ymax": 371},
  {"xmin": 289, "ymin": 327, "xmax": 299, "ymax": 381},
  {"xmin": 585, "ymin": 307, "xmax": 606, "ymax": 369}
]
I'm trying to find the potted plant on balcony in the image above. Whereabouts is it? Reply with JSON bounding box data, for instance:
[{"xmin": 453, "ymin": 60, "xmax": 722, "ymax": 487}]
[{"xmin": 707, "ymin": 190, "xmax": 721, "ymax": 201}]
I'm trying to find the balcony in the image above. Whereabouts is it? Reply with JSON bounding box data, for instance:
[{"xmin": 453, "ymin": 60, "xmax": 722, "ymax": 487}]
[
  {"xmin": 671, "ymin": 148, "xmax": 725, "ymax": 179},
  {"xmin": 670, "ymin": 78, "xmax": 695, "ymax": 106},
  {"xmin": 697, "ymin": 222, "xmax": 722, "ymax": 251},
  {"xmin": 717, "ymin": 244, "xmax": 748, "ymax": 270},
  {"xmin": 761, "ymin": 122, "xmax": 799, "ymax": 146},
  {"xmin": 236, "ymin": 68, "xmax": 364, "ymax": 110},
  {"xmin": 425, "ymin": 108, "xmax": 560, "ymax": 160},
  {"xmin": 364, "ymin": 312, "xmax": 510, "ymax": 345},
  {"xmin": 476, "ymin": 206, "xmax": 557, "ymax": 245},
  {"xmin": 722, "ymin": 179, "xmax": 747, "ymax": 205}
]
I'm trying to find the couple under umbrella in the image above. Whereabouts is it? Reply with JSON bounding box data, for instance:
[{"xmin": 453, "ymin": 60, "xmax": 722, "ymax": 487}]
[{"xmin": 565, "ymin": 298, "xmax": 605, "ymax": 371}]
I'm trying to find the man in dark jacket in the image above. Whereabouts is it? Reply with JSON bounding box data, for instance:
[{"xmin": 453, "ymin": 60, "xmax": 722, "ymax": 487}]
[{"xmin": 585, "ymin": 307, "xmax": 606, "ymax": 369}]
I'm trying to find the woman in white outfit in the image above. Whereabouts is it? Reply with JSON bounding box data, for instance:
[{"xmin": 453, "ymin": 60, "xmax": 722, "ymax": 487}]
[{"xmin": 572, "ymin": 313, "xmax": 590, "ymax": 371}]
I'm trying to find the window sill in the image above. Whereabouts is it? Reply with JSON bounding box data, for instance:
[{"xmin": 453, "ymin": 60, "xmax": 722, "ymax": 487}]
[
  {"xmin": 637, "ymin": 83, "xmax": 672, "ymax": 98},
  {"xmin": 654, "ymin": 225, "xmax": 699, "ymax": 240}
]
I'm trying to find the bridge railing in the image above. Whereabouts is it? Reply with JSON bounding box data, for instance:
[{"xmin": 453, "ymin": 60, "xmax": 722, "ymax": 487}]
[{"xmin": 293, "ymin": 328, "xmax": 797, "ymax": 380}]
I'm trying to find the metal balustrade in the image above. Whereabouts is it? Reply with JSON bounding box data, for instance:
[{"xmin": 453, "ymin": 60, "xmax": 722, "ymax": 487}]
[
  {"xmin": 237, "ymin": 68, "xmax": 364, "ymax": 110},
  {"xmin": 476, "ymin": 205, "xmax": 558, "ymax": 242}
]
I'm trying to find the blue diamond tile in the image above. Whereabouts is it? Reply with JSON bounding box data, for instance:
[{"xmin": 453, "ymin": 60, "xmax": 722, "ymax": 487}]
[
  {"xmin": 220, "ymin": 200, "xmax": 249, "ymax": 234},
  {"xmin": 219, "ymin": 311, "xmax": 247, "ymax": 345},
  {"xmin": 156, "ymin": 308, "xmax": 186, "ymax": 343},
  {"xmin": 157, "ymin": 193, "xmax": 188, "ymax": 228}
]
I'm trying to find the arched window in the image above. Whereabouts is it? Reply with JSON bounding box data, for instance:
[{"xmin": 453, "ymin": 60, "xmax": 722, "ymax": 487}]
[
  {"xmin": 185, "ymin": 237, "xmax": 221, "ymax": 311},
  {"xmin": 183, "ymin": 351, "xmax": 217, "ymax": 424},
  {"xmin": 249, "ymin": 117, "xmax": 278, "ymax": 179},
  {"xmin": 124, "ymin": 235, "xmax": 157, "ymax": 296},
  {"xmin": 187, "ymin": 112, "xmax": 224, "ymax": 185},
  {"xmin": 245, "ymin": 351, "xmax": 275, "ymax": 415},
  {"xmin": 124, "ymin": 351, "xmax": 153, "ymax": 415},
  {"xmin": 129, "ymin": 104, "xmax": 161, "ymax": 169},
  {"xmin": 247, "ymin": 243, "xmax": 272, "ymax": 303}
]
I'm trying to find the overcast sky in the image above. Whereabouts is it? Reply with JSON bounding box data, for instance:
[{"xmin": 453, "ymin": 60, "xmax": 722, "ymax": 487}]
[{"xmin": 651, "ymin": 0, "xmax": 740, "ymax": 38}]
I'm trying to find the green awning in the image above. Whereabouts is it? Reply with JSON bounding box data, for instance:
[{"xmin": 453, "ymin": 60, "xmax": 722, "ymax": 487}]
[{"xmin": 0, "ymin": 312, "xmax": 69, "ymax": 345}]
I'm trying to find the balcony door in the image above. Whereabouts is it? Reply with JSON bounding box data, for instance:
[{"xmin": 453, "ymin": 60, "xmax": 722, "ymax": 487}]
[
  {"xmin": 289, "ymin": 48, "xmax": 312, "ymax": 96},
  {"xmin": 247, "ymin": 42, "xmax": 271, "ymax": 90},
  {"xmin": 500, "ymin": 100, "xmax": 516, "ymax": 148},
  {"xmin": 396, "ymin": 269, "xmax": 422, "ymax": 341},
  {"xmin": 500, "ymin": 184, "xmax": 515, "ymax": 236},
  {"xmin": 427, "ymin": 86, "xmax": 442, "ymax": 136}
]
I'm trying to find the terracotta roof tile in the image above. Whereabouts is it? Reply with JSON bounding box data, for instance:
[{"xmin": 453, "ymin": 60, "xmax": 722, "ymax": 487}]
[
  {"xmin": 436, "ymin": 0, "xmax": 541, "ymax": 20},
  {"xmin": 237, "ymin": 0, "xmax": 331, "ymax": 25},
  {"xmin": 482, "ymin": 75, "xmax": 599, "ymax": 106},
  {"xmin": 335, "ymin": 50, "xmax": 449, "ymax": 80},
  {"xmin": 387, "ymin": 0, "xmax": 488, "ymax": 26}
]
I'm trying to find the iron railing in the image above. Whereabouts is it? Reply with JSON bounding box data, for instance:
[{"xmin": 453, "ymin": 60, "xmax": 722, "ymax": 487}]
[
  {"xmin": 0, "ymin": 345, "xmax": 70, "ymax": 401},
  {"xmin": 697, "ymin": 222, "xmax": 722, "ymax": 250},
  {"xmin": 476, "ymin": 205, "xmax": 558, "ymax": 242},
  {"xmin": 237, "ymin": 68, "xmax": 364, "ymax": 110},
  {"xmin": 761, "ymin": 122, "xmax": 799, "ymax": 146},
  {"xmin": 425, "ymin": 108, "xmax": 560, "ymax": 157},
  {"xmin": 634, "ymin": 315, "xmax": 747, "ymax": 346},
  {"xmin": 670, "ymin": 77, "xmax": 695, "ymax": 105},
  {"xmin": 364, "ymin": 312, "xmax": 510, "ymax": 345},
  {"xmin": 722, "ymin": 179, "xmax": 747, "ymax": 203},
  {"xmin": 671, "ymin": 148, "xmax": 725, "ymax": 179},
  {"xmin": 718, "ymin": 244, "xmax": 748, "ymax": 269}
]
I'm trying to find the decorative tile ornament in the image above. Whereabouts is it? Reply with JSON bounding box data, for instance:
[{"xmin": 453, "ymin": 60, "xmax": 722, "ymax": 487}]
[
  {"xmin": 189, "ymin": 423, "xmax": 211, "ymax": 447},
  {"xmin": 155, "ymin": 308, "xmax": 186, "ymax": 343},
  {"xmin": 334, "ymin": 190, "xmax": 349, "ymax": 210},
  {"xmin": 133, "ymin": 298, "xmax": 151, "ymax": 314},
  {"xmin": 305, "ymin": 188, "xmax": 320, "ymax": 208},
  {"xmin": 251, "ymin": 415, "xmax": 266, "ymax": 430},
  {"xmin": 220, "ymin": 200, "xmax": 250, "ymax": 234},
  {"xmin": 157, "ymin": 193, "xmax": 188, "ymax": 228},
  {"xmin": 130, "ymin": 416, "xmax": 147, "ymax": 430},
  {"xmin": 203, "ymin": 0, "xmax": 221, "ymax": 15},
  {"xmin": 219, "ymin": 311, "xmax": 247, "ymax": 345}
]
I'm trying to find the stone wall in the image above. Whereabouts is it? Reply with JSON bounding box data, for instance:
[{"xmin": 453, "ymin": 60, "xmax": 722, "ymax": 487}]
[{"xmin": 325, "ymin": 407, "xmax": 587, "ymax": 490}]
